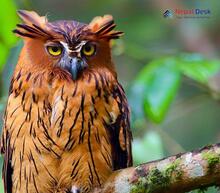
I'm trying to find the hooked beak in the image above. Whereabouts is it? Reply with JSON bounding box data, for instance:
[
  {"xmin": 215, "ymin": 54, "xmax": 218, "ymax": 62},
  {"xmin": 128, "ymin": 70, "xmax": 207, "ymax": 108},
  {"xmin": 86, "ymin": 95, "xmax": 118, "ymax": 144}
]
[{"xmin": 65, "ymin": 58, "xmax": 88, "ymax": 80}]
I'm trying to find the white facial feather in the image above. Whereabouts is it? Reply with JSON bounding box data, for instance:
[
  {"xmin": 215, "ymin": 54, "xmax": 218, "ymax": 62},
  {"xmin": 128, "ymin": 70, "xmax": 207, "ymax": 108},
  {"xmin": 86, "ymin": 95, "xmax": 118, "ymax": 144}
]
[{"xmin": 60, "ymin": 41, "xmax": 87, "ymax": 54}]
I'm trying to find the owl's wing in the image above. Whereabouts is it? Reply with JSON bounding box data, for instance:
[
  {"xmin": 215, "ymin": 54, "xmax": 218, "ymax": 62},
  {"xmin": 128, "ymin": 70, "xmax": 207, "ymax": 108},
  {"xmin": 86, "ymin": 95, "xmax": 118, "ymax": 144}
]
[{"xmin": 105, "ymin": 83, "xmax": 133, "ymax": 170}]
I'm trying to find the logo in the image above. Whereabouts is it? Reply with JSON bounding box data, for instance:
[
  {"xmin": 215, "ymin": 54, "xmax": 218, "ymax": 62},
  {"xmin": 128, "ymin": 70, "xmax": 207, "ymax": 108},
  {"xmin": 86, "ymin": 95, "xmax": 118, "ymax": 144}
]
[
  {"xmin": 163, "ymin": 10, "xmax": 173, "ymax": 18},
  {"xmin": 163, "ymin": 8, "xmax": 211, "ymax": 19}
]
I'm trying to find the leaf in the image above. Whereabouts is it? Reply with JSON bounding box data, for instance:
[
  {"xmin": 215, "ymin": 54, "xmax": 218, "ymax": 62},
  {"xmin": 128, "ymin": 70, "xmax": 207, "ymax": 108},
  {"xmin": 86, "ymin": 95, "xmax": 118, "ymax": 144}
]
[
  {"xmin": 135, "ymin": 58, "xmax": 181, "ymax": 123},
  {"xmin": 129, "ymin": 54, "xmax": 220, "ymax": 124},
  {"xmin": 133, "ymin": 131, "xmax": 164, "ymax": 165},
  {"xmin": 177, "ymin": 53, "xmax": 220, "ymax": 83}
]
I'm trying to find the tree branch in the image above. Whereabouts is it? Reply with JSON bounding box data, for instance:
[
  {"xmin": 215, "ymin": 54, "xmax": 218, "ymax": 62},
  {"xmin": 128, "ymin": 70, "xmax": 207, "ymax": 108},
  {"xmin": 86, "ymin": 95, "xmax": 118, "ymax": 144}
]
[{"xmin": 93, "ymin": 143, "xmax": 220, "ymax": 193}]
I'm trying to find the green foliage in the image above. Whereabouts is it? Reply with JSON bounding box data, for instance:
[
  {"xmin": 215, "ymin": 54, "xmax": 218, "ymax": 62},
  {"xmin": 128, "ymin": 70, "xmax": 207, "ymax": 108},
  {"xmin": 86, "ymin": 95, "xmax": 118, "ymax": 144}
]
[
  {"xmin": 141, "ymin": 59, "xmax": 181, "ymax": 123},
  {"xmin": 129, "ymin": 54, "xmax": 220, "ymax": 124},
  {"xmin": 0, "ymin": 0, "xmax": 18, "ymax": 71},
  {"xmin": 177, "ymin": 54, "xmax": 220, "ymax": 84}
]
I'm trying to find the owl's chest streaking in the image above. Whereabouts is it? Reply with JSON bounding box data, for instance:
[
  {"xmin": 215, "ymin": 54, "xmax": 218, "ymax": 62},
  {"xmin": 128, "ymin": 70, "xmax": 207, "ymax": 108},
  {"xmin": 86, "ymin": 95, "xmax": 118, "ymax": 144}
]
[
  {"xmin": 50, "ymin": 71, "xmax": 120, "ymax": 191},
  {"xmin": 2, "ymin": 68, "xmax": 131, "ymax": 193}
]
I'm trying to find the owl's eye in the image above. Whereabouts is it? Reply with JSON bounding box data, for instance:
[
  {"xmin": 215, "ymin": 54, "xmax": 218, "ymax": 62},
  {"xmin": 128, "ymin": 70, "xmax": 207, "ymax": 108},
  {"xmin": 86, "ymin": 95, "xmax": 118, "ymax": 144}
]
[
  {"xmin": 47, "ymin": 46, "xmax": 63, "ymax": 56},
  {"xmin": 81, "ymin": 43, "xmax": 96, "ymax": 57}
]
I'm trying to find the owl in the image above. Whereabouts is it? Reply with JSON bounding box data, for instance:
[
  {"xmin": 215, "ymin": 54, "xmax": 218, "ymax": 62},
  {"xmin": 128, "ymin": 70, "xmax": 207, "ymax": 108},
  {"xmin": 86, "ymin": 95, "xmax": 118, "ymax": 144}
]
[{"xmin": 1, "ymin": 10, "xmax": 132, "ymax": 193}]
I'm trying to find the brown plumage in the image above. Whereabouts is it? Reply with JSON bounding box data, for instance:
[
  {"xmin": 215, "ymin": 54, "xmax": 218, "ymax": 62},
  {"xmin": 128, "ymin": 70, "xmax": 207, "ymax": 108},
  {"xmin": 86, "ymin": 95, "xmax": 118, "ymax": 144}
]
[{"xmin": 1, "ymin": 10, "xmax": 132, "ymax": 193}]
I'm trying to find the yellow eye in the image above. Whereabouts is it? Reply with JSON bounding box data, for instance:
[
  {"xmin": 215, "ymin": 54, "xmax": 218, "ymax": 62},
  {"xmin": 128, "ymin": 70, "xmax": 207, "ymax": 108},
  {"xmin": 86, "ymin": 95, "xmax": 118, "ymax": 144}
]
[
  {"xmin": 82, "ymin": 43, "xmax": 96, "ymax": 56},
  {"xmin": 47, "ymin": 46, "xmax": 62, "ymax": 56}
]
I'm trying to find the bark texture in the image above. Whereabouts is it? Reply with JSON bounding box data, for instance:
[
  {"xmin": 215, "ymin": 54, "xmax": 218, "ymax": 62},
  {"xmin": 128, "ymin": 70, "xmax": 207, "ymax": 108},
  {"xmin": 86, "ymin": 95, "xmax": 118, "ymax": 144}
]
[{"xmin": 93, "ymin": 143, "xmax": 220, "ymax": 193}]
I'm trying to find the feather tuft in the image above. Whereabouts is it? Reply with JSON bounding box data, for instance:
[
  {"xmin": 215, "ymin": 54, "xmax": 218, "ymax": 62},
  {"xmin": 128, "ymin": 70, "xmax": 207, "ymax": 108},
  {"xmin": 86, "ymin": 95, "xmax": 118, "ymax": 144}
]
[
  {"xmin": 14, "ymin": 10, "xmax": 51, "ymax": 39},
  {"xmin": 88, "ymin": 15, "xmax": 124, "ymax": 39},
  {"xmin": 17, "ymin": 10, "xmax": 47, "ymax": 27}
]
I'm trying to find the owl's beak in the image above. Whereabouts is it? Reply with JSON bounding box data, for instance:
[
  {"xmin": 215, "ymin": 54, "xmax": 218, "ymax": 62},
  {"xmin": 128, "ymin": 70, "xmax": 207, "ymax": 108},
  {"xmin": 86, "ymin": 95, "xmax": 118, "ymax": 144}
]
[{"xmin": 66, "ymin": 57, "xmax": 88, "ymax": 80}]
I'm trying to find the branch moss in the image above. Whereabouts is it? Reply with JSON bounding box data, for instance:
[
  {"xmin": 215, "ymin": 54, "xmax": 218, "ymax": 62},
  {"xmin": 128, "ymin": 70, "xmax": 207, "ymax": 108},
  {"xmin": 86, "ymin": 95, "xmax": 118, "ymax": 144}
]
[
  {"xmin": 130, "ymin": 158, "xmax": 184, "ymax": 193},
  {"xmin": 131, "ymin": 167, "xmax": 171, "ymax": 193},
  {"xmin": 165, "ymin": 158, "xmax": 182, "ymax": 180},
  {"xmin": 202, "ymin": 151, "xmax": 220, "ymax": 171}
]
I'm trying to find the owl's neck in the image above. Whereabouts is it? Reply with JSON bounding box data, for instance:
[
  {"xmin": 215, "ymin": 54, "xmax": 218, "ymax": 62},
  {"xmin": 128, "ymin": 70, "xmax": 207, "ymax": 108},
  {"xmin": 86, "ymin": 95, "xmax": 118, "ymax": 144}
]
[{"xmin": 11, "ymin": 65, "xmax": 118, "ymax": 99}]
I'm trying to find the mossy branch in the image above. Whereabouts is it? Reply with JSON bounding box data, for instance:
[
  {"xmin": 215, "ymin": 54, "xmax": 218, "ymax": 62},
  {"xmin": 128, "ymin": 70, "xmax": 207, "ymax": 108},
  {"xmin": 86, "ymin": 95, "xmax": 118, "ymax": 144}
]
[{"xmin": 93, "ymin": 143, "xmax": 220, "ymax": 193}]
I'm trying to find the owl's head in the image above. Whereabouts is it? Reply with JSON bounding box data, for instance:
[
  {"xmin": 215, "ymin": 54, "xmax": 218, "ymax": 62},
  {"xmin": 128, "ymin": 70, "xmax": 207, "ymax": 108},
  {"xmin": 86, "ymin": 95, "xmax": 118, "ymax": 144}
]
[{"xmin": 14, "ymin": 10, "xmax": 123, "ymax": 80}]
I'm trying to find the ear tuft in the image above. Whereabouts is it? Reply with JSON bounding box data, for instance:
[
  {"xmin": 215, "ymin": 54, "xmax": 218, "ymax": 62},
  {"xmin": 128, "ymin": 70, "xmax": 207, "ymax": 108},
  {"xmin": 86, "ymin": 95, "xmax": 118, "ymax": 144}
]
[
  {"xmin": 14, "ymin": 10, "xmax": 51, "ymax": 39},
  {"xmin": 88, "ymin": 15, "xmax": 124, "ymax": 39},
  {"xmin": 89, "ymin": 15, "xmax": 113, "ymax": 32},
  {"xmin": 17, "ymin": 10, "xmax": 47, "ymax": 27}
]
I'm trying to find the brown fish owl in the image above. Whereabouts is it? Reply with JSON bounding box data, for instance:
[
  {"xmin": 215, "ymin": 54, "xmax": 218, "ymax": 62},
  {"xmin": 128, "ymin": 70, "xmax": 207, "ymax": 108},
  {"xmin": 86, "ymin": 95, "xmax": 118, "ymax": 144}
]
[{"xmin": 0, "ymin": 10, "xmax": 132, "ymax": 193}]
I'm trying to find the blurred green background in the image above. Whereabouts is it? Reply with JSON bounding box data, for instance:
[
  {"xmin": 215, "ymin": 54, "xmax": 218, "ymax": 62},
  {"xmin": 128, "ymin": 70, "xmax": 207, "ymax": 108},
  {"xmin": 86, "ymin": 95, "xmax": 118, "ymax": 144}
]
[{"xmin": 1, "ymin": 0, "xmax": 220, "ymax": 192}]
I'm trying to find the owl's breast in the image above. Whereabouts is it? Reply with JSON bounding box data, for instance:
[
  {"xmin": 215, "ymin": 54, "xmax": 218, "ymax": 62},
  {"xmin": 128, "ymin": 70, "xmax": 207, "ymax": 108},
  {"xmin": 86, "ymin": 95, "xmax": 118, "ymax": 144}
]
[
  {"xmin": 50, "ymin": 71, "xmax": 119, "ymax": 147},
  {"xmin": 50, "ymin": 71, "xmax": 119, "ymax": 191}
]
